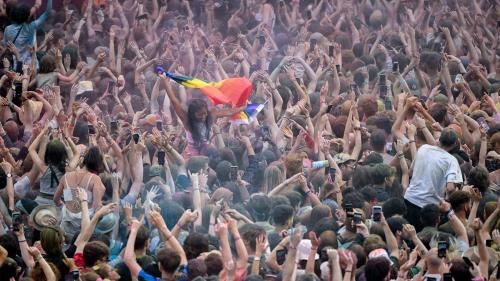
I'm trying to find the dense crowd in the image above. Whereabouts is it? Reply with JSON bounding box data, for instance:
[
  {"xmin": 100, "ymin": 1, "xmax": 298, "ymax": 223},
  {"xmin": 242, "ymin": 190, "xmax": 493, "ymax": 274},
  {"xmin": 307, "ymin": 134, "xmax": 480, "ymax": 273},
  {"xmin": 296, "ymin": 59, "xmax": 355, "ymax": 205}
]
[{"xmin": 0, "ymin": 0, "xmax": 497, "ymax": 280}]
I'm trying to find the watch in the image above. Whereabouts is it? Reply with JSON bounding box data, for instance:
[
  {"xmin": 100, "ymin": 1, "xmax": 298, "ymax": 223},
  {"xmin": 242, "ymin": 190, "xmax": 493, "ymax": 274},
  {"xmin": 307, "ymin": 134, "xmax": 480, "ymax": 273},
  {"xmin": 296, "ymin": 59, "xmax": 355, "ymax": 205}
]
[{"xmin": 6, "ymin": 173, "xmax": 12, "ymax": 178}]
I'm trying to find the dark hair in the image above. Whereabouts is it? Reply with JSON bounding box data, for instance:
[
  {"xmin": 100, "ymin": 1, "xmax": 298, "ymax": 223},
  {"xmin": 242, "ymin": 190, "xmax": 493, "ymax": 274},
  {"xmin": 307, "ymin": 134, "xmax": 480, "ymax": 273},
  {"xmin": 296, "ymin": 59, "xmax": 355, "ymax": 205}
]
[
  {"xmin": 269, "ymin": 195, "xmax": 290, "ymax": 207},
  {"xmin": 0, "ymin": 168, "xmax": 6, "ymax": 190},
  {"xmin": 45, "ymin": 140, "xmax": 68, "ymax": 172},
  {"xmin": 183, "ymin": 233, "xmax": 209, "ymax": 260},
  {"xmin": 83, "ymin": 241, "xmax": 109, "ymax": 267},
  {"xmin": 386, "ymin": 216, "xmax": 408, "ymax": 235},
  {"xmin": 439, "ymin": 128, "xmax": 458, "ymax": 148},
  {"xmin": 83, "ymin": 146, "xmax": 104, "ymax": 174},
  {"xmin": 156, "ymin": 248, "xmax": 181, "ymax": 274},
  {"xmin": 420, "ymin": 204, "xmax": 440, "ymax": 227},
  {"xmin": 448, "ymin": 191, "xmax": 471, "ymax": 212},
  {"xmin": 359, "ymin": 186, "xmax": 377, "ymax": 202},
  {"xmin": 10, "ymin": 4, "xmax": 30, "ymax": 24},
  {"xmin": 205, "ymin": 253, "xmax": 224, "ymax": 276},
  {"xmin": 215, "ymin": 160, "xmax": 232, "ymax": 182},
  {"xmin": 313, "ymin": 218, "xmax": 339, "ymax": 237},
  {"xmin": 450, "ymin": 259, "xmax": 474, "ymax": 281},
  {"xmin": 352, "ymin": 165, "xmax": 372, "ymax": 189},
  {"xmin": 382, "ymin": 198, "xmax": 407, "ymax": 218},
  {"xmin": 239, "ymin": 223, "xmax": 266, "ymax": 251},
  {"xmin": 370, "ymin": 164, "xmax": 394, "ymax": 185},
  {"xmin": 0, "ymin": 233, "xmax": 17, "ymax": 259},
  {"xmin": 135, "ymin": 225, "xmax": 150, "ymax": 250},
  {"xmin": 39, "ymin": 55, "xmax": 56, "ymax": 73},
  {"xmin": 187, "ymin": 99, "xmax": 212, "ymax": 143},
  {"xmin": 187, "ymin": 258, "xmax": 207, "ymax": 280},
  {"xmin": 285, "ymin": 191, "xmax": 304, "ymax": 209},
  {"xmin": 247, "ymin": 194, "xmax": 271, "ymax": 221},
  {"xmin": 468, "ymin": 166, "xmax": 490, "ymax": 193},
  {"xmin": 370, "ymin": 129, "xmax": 386, "ymax": 152},
  {"xmin": 364, "ymin": 257, "xmax": 391, "ymax": 281},
  {"xmin": 270, "ymin": 205, "xmax": 294, "ymax": 227}
]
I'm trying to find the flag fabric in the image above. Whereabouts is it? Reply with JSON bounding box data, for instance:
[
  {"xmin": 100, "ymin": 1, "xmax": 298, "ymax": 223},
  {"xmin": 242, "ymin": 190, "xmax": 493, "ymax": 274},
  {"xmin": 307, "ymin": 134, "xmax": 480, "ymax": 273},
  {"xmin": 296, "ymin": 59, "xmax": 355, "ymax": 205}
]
[
  {"xmin": 231, "ymin": 102, "xmax": 266, "ymax": 125},
  {"xmin": 156, "ymin": 66, "xmax": 252, "ymax": 107}
]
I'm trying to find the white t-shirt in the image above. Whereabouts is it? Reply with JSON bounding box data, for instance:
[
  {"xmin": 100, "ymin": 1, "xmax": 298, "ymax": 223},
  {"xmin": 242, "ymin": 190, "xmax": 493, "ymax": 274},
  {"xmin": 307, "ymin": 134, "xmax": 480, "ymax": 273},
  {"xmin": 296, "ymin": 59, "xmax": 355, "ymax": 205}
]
[{"xmin": 404, "ymin": 145, "xmax": 463, "ymax": 207}]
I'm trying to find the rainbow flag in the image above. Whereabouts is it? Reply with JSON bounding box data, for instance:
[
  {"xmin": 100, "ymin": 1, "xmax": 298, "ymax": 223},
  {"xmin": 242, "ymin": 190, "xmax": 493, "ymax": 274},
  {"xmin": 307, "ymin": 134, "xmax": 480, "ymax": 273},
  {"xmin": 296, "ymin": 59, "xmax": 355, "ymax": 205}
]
[
  {"xmin": 231, "ymin": 102, "xmax": 266, "ymax": 125},
  {"xmin": 156, "ymin": 66, "xmax": 252, "ymax": 107}
]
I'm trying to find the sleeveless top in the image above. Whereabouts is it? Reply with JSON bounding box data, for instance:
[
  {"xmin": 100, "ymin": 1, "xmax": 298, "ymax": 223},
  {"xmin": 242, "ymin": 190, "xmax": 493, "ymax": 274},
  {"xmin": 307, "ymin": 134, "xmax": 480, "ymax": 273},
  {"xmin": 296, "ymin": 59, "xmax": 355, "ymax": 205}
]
[
  {"xmin": 62, "ymin": 174, "xmax": 93, "ymax": 213},
  {"xmin": 39, "ymin": 165, "xmax": 63, "ymax": 197}
]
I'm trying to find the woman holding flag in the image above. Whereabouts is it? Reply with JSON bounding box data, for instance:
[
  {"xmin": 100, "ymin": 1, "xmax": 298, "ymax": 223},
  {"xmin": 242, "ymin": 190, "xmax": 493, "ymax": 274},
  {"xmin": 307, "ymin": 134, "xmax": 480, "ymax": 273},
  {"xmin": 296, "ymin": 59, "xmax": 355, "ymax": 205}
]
[{"xmin": 159, "ymin": 72, "xmax": 248, "ymax": 158}]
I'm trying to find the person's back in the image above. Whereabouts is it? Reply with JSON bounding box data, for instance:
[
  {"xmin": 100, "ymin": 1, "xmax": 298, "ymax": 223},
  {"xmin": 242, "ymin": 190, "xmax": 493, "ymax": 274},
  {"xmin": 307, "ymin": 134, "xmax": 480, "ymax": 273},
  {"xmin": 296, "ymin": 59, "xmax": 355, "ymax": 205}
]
[{"xmin": 404, "ymin": 144, "xmax": 461, "ymax": 207}]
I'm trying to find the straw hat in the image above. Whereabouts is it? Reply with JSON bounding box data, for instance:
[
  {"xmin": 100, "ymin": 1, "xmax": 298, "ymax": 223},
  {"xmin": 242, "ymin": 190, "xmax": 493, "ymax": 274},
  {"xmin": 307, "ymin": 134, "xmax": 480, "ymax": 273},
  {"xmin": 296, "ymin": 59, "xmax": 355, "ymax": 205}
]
[{"xmin": 29, "ymin": 205, "xmax": 61, "ymax": 231}]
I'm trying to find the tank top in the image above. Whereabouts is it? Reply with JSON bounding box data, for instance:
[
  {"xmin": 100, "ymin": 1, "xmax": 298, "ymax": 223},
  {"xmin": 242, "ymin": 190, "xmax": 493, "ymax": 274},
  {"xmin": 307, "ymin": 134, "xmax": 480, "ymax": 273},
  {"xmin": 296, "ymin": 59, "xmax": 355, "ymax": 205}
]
[{"xmin": 62, "ymin": 174, "xmax": 93, "ymax": 213}]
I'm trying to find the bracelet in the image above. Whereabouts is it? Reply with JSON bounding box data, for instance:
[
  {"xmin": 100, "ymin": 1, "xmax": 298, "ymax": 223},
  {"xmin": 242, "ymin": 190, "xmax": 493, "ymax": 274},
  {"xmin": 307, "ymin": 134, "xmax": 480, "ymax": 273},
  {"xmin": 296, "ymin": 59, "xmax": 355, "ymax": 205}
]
[
  {"xmin": 254, "ymin": 257, "xmax": 261, "ymax": 261},
  {"xmin": 234, "ymin": 236, "xmax": 241, "ymax": 241},
  {"xmin": 353, "ymin": 127, "xmax": 361, "ymax": 131},
  {"xmin": 345, "ymin": 270, "xmax": 352, "ymax": 273},
  {"xmin": 409, "ymin": 140, "xmax": 415, "ymax": 143},
  {"xmin": 417, "ymin": 126, "xmax": 425, "ymax": 130},
  {"xmin": 176, "ymin": 223, "xmax": 184, "ymax": 229},
  {"xmin": 289, "ymin": 244, "xmax": 297, "ymax": 250},
  {"xmin": 18, "ymin": 240, "xmax": 26, "ymax": 243},
  {"xmin": 34, "ymin": 255, "xmax": 42, "ymax": 262}
]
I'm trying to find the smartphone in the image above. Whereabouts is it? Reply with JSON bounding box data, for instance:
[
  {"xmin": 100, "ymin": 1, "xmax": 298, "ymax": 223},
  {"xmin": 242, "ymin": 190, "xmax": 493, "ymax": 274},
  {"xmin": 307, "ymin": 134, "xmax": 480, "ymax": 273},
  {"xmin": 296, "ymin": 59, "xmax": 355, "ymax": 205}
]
[
  {"xmin": 353, "ymin": 212, "xmax": 362, "ymax": 224},
  {"xmin": 487, "ymin": 239, "xmax": 493, "ymax": 247},
  {"xmin": 345, "ymin": 203, "xmax": 353, "ymax": 217},
  {"xmin": 230, "ymin": 166, "xmax": 238, "ymax": 181},
  {"xmin": 443, "ymin": 273, "xmax": 452, "ymax": 281},
  {"xmin": 438, "ymin": 241, "xmax": 448, "ymax": 258},
  {"xmin": 335, "ymin": 64, "xmax": 340, "ymax": 73},
  {"xmin": 497, "ymin": 261, "xmax": 500, "ymax": 278},
  {"xmin": 156, "ymin": 120, "xmax": 163, "ymax": 131},
  {"xmin": 88, "ymin": 124, "xmax": 96, "ymax": 135},
  {"xmin": 295, "ymin": 77, "xmax": 301, "ymax": 85},
  {"xmin": 327, "ymin": 104, "xmax": 335, "ymax": 114},
  {"xmin": 329, "ymin": 167, "xmax": 336, "ymax": 182},
  {"xmin": 477, "ymin": 117, "xmax": 490, "ymax": 131},
  {"xmin": 350, "ymin": 84, "xmax": 358, "ymax": 94},
  {"xmin": 379, "ymin": 73, "xmax": 386, "ymax": 85},
  {"xmin": 372, "ymin": 206, "xmax": 382, "ymax": 222},
  {"xmin": 258, "ymin": 34, "xmax": 266, "ymax": 45},
  {"xmin": 72, "ymin": 270, "xmax": 80, "ymax": 281},
  {"xmin": 109, "ymin": 120, "xmax": 118, "ymax": 133},
  {"xmin": 132, "ymin": 133, "xmax": 140, "ymax": 144},
  {"xmin": 463, "ymin": 256, "xmax": 474, "ymax": 268},
  {"xmin": 379, "ymin": 84, "xmax": 388, "ymax": 98},
  {"xmin": 12, "ymin": 211, "xmax": 21, "ymax": 231},
  {"xmin": 429, "ymin": 15, "xmax": 435, "ymax": 27},
  {"xmin": 384, "ymin": 99, "xmax": 392, "ymax": 111},
  {"xmin": 392, "ymin": 61, "xmax": 399, "ymax": 73},
  {"xmin": 427, "ymin": 278, "xmax": 437, "ymax": 281},
  {"xmin": 158, "ymin": 150, "xmax": 166, "ymax": 166},
  {"xmin": 310, "ymin": 38, "xmax": 317, "ymax": 50},
  {"xmin": 276, "ymin": 248, "xmax": 287, "ymax": 265},
  {"xmin": 306, "ymin": 10, "xmax": 312, "ymax": 19},
  {"xmin": 329, "ymin": 45, "xmax": 334, "ymax": 57}
]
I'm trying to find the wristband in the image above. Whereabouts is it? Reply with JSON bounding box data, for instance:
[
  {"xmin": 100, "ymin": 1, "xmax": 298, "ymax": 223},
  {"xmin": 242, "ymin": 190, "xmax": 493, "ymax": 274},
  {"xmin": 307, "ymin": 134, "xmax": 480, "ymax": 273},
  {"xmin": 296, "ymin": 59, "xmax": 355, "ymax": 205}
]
[
  {"xmin": 18, "ymin": 240, "xmax": 26, "ymax": 243},
  {"xmin": 253, "ymin": 257, "xmax": 261, "ymax": 261}
]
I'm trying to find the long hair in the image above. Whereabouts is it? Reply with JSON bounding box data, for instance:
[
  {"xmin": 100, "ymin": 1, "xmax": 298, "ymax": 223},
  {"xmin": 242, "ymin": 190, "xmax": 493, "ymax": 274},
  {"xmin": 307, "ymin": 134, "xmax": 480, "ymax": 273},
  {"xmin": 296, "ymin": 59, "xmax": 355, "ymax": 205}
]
[
  {"xmin": 83, "ymin": 146, "xmax": 104, "ymax": 174},
  {"xmin": 45, "ymin": 140, "xmax": 68, "ymax": 172},
  {"xmin": 262, "ymin": 166, "xmax": 284, "ymax": 194},
  {"xmin": 187, "ymin": 99, "xmax": 212, "ymax": 143}
]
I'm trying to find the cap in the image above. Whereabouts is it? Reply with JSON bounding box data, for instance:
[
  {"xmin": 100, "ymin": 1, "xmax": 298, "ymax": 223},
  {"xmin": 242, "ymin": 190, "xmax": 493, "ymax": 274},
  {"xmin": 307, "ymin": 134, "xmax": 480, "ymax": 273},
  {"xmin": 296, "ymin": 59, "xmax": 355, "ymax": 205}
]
[{"xmin": 333, "ymin": 153, "xmax": 356, "ymax": 165}]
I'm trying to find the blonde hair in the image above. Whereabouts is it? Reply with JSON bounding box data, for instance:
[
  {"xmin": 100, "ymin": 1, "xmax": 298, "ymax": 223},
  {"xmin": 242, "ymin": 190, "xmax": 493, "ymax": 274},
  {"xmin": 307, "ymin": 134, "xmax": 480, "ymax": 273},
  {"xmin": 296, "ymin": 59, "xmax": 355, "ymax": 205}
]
[{"xmin": 262, "ymin": 166, "xmax": 284, "ymax": 194}]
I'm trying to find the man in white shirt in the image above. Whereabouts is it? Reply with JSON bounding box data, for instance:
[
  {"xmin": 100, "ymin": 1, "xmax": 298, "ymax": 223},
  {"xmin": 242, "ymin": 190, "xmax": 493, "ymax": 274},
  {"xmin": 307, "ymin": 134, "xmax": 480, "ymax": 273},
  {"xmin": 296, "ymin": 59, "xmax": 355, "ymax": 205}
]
[{"xmin": 404, "ymin": 128, "xmax": 463, "ymax": 231}]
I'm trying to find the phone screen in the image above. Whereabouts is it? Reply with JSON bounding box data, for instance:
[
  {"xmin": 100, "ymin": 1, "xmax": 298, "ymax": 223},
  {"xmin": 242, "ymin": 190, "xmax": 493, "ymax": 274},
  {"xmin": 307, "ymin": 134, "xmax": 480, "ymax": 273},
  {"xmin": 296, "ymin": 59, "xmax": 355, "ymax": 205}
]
[
  {"xmin": 259, "ymin": 35, "xmax": 266, "ymax": 45},
  {"xmin": 158, "ymin": 151, "xmax": 166, "ymax": 166},
  {"xmin": 329, "ymin": 45, "xmax": 334, "ymax": 57},
  {"xmin": 230, "ymin": 166, "xmax": 238, "ymax": 181},
  {"xmin": 132, "ymin": 133, "xmax": 140, "ymax": 144},
  {"xmin": 110, "ymin": 121, "xmax": 118, "ymax": 132},
  {"xmin": 372, "ymin": 206, "xmax": 382, "ymax": 222},
  {"xmin": 156, "ymin": 120, "xmax": 163, "ymax": 131},
  {"xmin": 392, "ymin": 61, "xmax": 399, "ymax": 73},
  {"xmin": 438, "ymin": 241, "xmax": 448, "ymax": 258},
  {"xmin": 384, "ymin": 100, "xmax": 392, "ymax": 111},
  {"xmin": 379, "ymin": 84, "xmax": 388, "ymax": 98},
  {"xmin": 88, "ymin": 124, "xmax": 96, "ymax": 135},
  {"xmin": 12, "ymin": 212, "xmax": 21, "ymax": 231}
]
